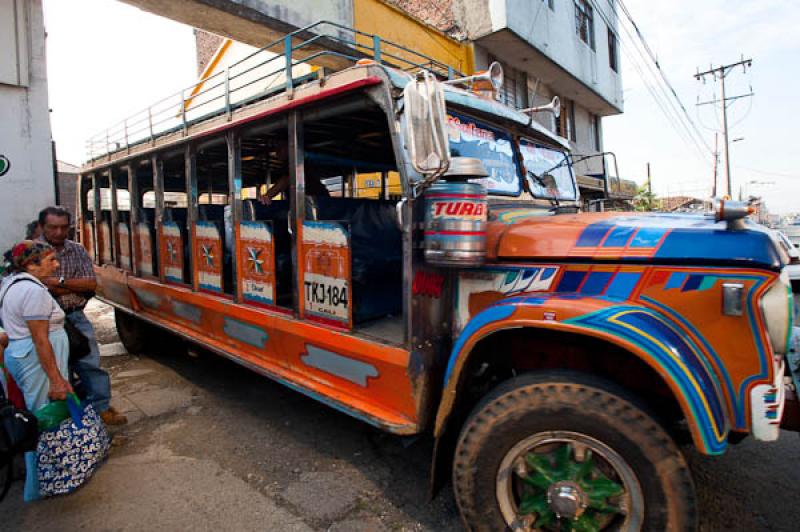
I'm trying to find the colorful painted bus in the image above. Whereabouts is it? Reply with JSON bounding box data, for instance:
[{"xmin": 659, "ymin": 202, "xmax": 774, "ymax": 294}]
[{"xmin": 79, "ymin": 25, "xmax": 797, "ymax": 532}]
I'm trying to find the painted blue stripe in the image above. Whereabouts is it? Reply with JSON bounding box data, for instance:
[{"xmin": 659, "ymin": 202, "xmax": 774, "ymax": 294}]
[
  {"xmin": 541, "ymin": 267, "xmax": 557, "ymax": 281},
  {"xmin": 244, "ymin": 293, "xmax": 274, "ymax": 305},
  {"xmin": 603, "ymin": 226, "xmax": 636, "ymax": 247},
  {"xmin": 576, "ymin": 221, "xmax": 615, "ymax": 247},
  {"xmin": 199, "ymin": 283, "xmax": 222, "ymax": 293},
  {"xmin": 567, "ymin": 307, "xmax": 727, "ymax": 454},
  {"xmin": 665, "ymin": 272, "xmax": 688, "ymax": 290},
  {"xmin": 630, "ymin": 227, "xmax": 667, "ymax": 248},
  {"xmin": 682, "ymin": 274, "xmax": 704, "ymax": 292},
  {"xmin": 581, "ymin": 272, "xmax": 613, "ymax": 295},
  {"xmin": 557, "ymin": 270, "xmax": 587, "ymax": 292},
  {"xmin": 656, "ymin": 229, "xmax": 781, "ymax": 269},
  {"xmin": 605, "ymin": 272, "xmax": 640, "ymax": 299},
  {"xmin": 641, "ymin": 272, "xmax": 770, "ymax": 431}
]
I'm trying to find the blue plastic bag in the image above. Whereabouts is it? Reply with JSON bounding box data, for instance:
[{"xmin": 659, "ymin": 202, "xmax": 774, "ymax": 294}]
[{"xmin": 36, "ymin": 394, "xmax": 111, "ymax": 497}]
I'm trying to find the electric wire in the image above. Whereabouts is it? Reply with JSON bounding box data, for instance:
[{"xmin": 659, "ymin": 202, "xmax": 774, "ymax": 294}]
[
  {"xmin": 592, "ymin": 0, "xmax": 710, "ymax": 166},
  {"xmin": 600, "ymin": 0, "xmax": 710, "ymax": 161},
  {"xmin": 615, "ymin": 0, "xmax": 713, "ymax": 154}
]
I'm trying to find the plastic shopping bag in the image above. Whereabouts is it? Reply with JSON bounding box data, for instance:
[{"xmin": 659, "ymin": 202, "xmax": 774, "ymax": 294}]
[{"xmin": 36, "ymin": 393, "xmax": 111, "ymax": 497}]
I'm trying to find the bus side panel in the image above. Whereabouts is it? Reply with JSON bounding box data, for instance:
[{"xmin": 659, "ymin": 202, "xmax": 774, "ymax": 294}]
[{"xmin": 97, "ymin": 268, "xmax": 419, "ymax": 433}]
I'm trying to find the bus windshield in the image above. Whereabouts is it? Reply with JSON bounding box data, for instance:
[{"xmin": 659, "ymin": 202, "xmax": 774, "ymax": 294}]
[
  {"xmin": 519, "ymin": 138, "xmax": 577, "ymax": 201},
  {"xmin": 447, "ymin": 112, "xmax": 520, "ymax": 196},
  {"xmin": 446, "ymin": 111, "xmax": 577, "ymax": 202}
]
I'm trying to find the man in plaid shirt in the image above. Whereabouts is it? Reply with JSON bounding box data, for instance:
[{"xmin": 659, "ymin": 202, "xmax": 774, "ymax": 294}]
[{"xmin": 37, "ymin": 206, "xmax": 127, "ymax": 425}]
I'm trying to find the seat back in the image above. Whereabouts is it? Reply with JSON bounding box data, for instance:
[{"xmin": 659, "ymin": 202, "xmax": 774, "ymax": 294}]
[{"xmin": 307, "ymin": 197, "xmax": 402, "ymax": 322}]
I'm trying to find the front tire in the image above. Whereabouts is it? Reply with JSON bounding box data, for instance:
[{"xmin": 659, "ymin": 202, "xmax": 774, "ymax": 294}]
[{"xmin": 452, "ymin": 370, "xmax": 696, "ymax": 531}]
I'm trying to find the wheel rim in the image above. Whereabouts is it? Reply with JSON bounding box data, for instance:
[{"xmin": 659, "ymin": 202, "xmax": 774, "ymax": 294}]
[{"xmin": 496, "ymin": 431, "xmax": 644, "ymax": 531}]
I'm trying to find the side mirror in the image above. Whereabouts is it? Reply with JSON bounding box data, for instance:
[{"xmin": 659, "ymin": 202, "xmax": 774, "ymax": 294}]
[{"xmin": 403, "ymin": 72, "xmax": 450, "ymax": 179}]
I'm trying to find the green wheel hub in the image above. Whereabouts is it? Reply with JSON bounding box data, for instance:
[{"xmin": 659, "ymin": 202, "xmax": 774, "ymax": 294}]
[{"xmin": 496, "ymin": 432, "xmax": 643, "ymax": 531}]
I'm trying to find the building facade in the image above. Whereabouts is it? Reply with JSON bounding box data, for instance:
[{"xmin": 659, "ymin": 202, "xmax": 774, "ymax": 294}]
[
  {"xmin": 0, "ymin": 0, "xmax": 54, "ymax": 252},
  {"xmin": 449, "ymin": 0, "xmax": 623, "ymax": 176}
]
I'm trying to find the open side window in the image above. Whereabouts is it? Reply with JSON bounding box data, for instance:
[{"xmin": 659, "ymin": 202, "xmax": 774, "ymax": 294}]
[
  {"xmin": 159, "ymin": 151, "xmax": 191, "ymax": 285},
  {"xmin": 95, "ymin": 172, "xmax": 114, "ymax": 265},
  {"xmin": 113, "ymin": 167, "xmax": 132, "ymax": 271},
  {"xmin": 299, "ymin": 96, "xmax": 404, "ymax": 343},
  {"xmin": 80, "ymin": 174, "xmax": 96, "ymax": 261},
  {"xmin": 237, "ymin": 120, "xmax": 293, "ymax": 311},
  {"xmin": 133, "ymin": 160, "xmax": 158, "ymax": 277},
  {"xmin": 196, "ymin": 136, "xmax": 233, "ymax": 296}
]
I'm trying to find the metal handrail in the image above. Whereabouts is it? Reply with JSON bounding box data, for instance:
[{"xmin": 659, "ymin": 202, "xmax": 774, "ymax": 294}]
[{"xmin": 85, "ymin": 20, "xmax": 462, "ymax": 162}]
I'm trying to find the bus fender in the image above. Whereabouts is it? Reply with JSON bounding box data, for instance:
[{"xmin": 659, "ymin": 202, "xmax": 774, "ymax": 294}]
[{"xmin": 433, "ymin": 296, "xmax": 730, "ymax": 456}]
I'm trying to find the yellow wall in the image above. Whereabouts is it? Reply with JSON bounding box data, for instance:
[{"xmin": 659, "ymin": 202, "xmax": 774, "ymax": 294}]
[
  {"xmin": 353, "ymin": 0, "xmax": 474, "ymax": 76},
  {"xmin": 355, "ymin": 171, "xmax": 402, "ymax": 198}
]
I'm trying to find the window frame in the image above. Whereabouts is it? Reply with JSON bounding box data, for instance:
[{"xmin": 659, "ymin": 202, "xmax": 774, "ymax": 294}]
[
  {"xmin": 608, "ymin": 27, "xmax": 619, "ymax": 72},
  {"xmin": 574, "ymin": 0, "xmax": 596, "ymax": 51}
]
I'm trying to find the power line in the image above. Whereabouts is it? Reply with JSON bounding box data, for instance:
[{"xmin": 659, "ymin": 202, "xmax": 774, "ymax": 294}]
[
  {"xmin": 614, "ymin": 0, "xmax": 713, "ymax": 154},
  {"xmin": 736, "ymin": 166, "xmax": 798, "ymax": 179},
  {"xmin": 592, "ymin": 0, "xmax": 710, "ymax": 166}
]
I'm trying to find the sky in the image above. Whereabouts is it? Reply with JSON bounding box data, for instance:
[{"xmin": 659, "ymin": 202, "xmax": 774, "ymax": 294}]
[
  {"xmin": 602, "ymin": 0, "xmax": 800, "ymax": 214},
  {"xmin": 43, "ymin": 0, "xmax": 800, "ymax": 214}
]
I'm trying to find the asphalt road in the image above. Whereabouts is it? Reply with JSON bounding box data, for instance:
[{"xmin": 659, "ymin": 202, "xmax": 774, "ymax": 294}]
[{"xmin": 5, "ymin": 301, "xmax": 800, "ymax": 531}]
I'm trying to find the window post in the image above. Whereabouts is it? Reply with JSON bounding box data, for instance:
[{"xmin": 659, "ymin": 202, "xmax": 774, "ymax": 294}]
[
  {"xmin": 152, "ymin": 154, "xmax": 165, "ymax": 283},
  {"xmin": 128, "ymin": 163, "xmax": 141, "ymax": 276},
  {"xmin": 109, "ymin": 167, "xmax": 120, "ymax": 268},
  {"xmin": 289, "ymin": 111, "xmax": 305, "ymax": 316},
  {"xmin": 226, "ymin": 129, "xmax": 242, "ymax": 302},
  {"xmin": 92, "ymin": 173, "xmax": 101, "ymax": 264},
  {"xmin": 186, "ymin": 143, "xmax": 198, "ymax": 291}
]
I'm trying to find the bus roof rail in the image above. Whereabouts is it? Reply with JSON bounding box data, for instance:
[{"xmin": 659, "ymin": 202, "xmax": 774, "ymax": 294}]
[{"xmin": 84, "ymin": 20, "xmax": 464, "ymax": 164}]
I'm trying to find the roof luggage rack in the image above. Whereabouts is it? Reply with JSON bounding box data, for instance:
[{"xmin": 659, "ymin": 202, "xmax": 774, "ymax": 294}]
[{"xmin": 85, "ymin": 20, "xmax": 463, "ymax": 162}]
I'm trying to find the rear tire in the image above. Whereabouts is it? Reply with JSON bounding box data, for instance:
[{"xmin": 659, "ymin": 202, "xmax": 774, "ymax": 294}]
[
  {"xmin": 114, "ymin": 309, "xmax": 154, "ymax": 354},
  {"xmin": 452, "ymin": 370, "xmax": 696, "ymax": 531}
]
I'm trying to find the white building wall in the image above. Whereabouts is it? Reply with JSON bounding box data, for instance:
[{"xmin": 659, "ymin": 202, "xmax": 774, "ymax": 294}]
[
  {"xmin": 473, "ymin": 0, "xmax": 622, "ymax": 112},
  {"xmin": 0, "ymin": 0, "xmax": 54, "ymax": 253}
]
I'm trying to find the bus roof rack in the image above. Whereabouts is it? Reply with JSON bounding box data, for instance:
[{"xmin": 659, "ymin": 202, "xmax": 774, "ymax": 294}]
[{"xmin": 85, "ymin": 20, "xmax": 464, "ymax": 163}]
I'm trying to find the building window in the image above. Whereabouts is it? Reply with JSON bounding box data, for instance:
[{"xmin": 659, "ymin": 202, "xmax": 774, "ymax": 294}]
[
  {"xmin": 592, "ymin": 114, "xmax": 602, "ymax": 151},
  {"xmin": 557, "ymin": 98, "xmax": 577, "ymax": 143},
  {"xmin": 574, "ymin": 0, "xmax": 595, "ymax": 50},
  {"xmin": 489, "ymin": 57, "xmax": 529, "ymax": 110},
  {"xmin": 608, "ymin": 27, "xmax": 619, "ymax": 72},
  {"xmin": 568, "ymin": 100, "xmax": 577, "ymax": 142},
  {"xmin": 0, "ymin": 0, "xmax": 30, "ymax": 87}
]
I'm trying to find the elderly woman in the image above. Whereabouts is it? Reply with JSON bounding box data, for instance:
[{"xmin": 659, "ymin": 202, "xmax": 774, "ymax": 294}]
[{"xmin": 0, "ymin": 240, "xmax": 72, "ymax": 501}]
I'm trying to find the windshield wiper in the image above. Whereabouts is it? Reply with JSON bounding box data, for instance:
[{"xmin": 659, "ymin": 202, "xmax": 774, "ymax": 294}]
[{"xmin": 526, "ymin": 170, "xmax": 560, "ymax": 207}]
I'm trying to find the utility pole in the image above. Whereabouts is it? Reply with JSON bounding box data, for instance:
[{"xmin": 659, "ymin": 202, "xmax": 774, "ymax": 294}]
[
  {"xmin": 695, "ymin": 57, "xmax": 753, "ymax": 198},
  {"xmin": 646, "ymin": 162, "xmax": 652, "ymax": 210},
  {"xmin": 711, "ymin": 132, "xmax": 718, "ymax": 197}
]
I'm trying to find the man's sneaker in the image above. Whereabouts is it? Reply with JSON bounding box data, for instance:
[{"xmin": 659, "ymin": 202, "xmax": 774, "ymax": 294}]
[{"xmin": 100, "ymin": 407, "xmax": 128, "ymax": 426}]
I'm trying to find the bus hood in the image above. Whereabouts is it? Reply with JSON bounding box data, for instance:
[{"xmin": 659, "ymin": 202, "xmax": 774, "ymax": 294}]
[{"xmin": 487, "ymin": 209, "xmax": 787, "ymax": 270}]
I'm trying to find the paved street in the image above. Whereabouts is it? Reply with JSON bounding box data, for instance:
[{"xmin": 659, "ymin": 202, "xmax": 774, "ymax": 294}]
[{"xmin": 5, "ymin": 300, "xmax": 800, "ymax": 531}]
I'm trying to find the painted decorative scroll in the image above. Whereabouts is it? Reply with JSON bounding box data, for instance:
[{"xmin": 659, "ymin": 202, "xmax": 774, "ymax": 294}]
[
  {"xmin": 135, "ymin": 222, "xmax": 154, "ymax": 276},
  {"xmin": 195, "ymin": 221, "xmax": 223, "ymax": 294},
  {"xmin": 160, "ymin": 221, "xmax": 184, "ymax": 284},
  {"xmin": 83, "ymin": 222, "xmax": 95, "ymax": 261},
  {"xmin": 117, "ymin": 223, "xmax": 131, "ymax": 270},
  {"xmin": 301, "ymin": 221, "xmax": 351, "ymax": 329},
  {"xmin": 239, "ymin": 221, "xmax": 276, "ymax": 307},
  {"xmin": 99, "ymin": 220, "xmax": 112, "ymax": 264}
]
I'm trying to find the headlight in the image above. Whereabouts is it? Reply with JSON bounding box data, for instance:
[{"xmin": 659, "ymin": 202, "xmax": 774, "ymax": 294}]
[{"xmin": 760, "ymin": 270, "xmax": 793, "ymax": 355}]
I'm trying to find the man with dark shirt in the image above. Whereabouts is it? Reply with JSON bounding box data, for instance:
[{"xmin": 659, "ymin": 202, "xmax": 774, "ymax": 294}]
[{"xmin": 37, "ymin": 206, "xmax": 127, "ymax": 425}]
